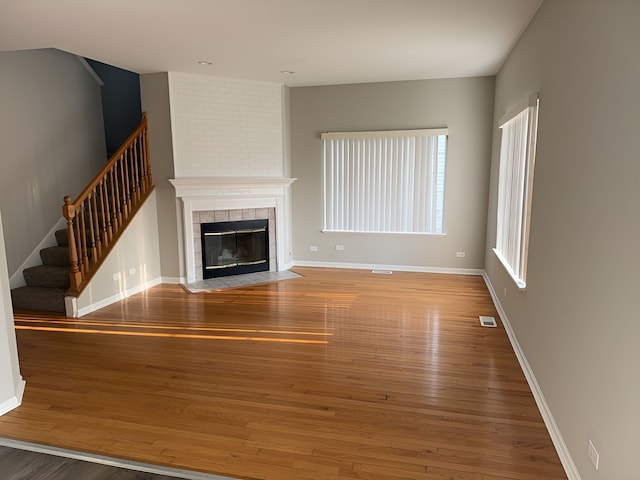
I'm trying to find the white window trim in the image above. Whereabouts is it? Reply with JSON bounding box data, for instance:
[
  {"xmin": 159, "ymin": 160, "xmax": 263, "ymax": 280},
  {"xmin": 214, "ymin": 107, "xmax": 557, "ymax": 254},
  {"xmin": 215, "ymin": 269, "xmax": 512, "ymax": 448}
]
[
  {"xmin": 322, "ymin": 128, "xmax": 449, "ymax": 140},
  {"xmin": 494, "ymin": 94, "xmax": 539, "ymax": 290}
]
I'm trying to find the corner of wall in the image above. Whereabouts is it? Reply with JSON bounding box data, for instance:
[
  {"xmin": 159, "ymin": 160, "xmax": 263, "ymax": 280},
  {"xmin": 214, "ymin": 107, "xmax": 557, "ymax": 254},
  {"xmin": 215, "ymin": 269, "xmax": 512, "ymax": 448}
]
[
  {"xmin": 140, "ymin": 72, "xmax": 182, "ymax": 281},
  {"xmin": 0, "ymin": 210, "xmax": 26, "ymax": 416},
  {"xmin": 0, "ymin": 377, "xmax": 26, "ymax": 416}
]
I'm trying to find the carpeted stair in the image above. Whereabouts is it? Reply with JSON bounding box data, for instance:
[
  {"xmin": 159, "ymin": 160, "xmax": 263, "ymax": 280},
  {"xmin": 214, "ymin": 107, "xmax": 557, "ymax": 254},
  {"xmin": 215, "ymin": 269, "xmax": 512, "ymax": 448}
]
[{"xmin": 10, "ymin": 229, "xmax": 71, "ymax": 314}]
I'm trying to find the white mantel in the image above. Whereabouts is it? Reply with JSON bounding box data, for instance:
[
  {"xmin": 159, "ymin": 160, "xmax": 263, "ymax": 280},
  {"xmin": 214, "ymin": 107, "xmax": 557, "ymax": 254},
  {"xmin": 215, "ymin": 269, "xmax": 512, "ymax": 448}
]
[{"xmin": 170, "ymin": 177, "xmax": 296, "ymax": 284}]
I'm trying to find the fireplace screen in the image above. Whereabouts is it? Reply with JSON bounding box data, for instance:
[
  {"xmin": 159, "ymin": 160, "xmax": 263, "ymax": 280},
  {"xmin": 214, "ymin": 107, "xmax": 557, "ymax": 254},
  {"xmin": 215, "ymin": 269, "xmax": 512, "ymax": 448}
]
[{"xmin": 201, "ymin": 219, "xmax": 269, "ymax": 278}]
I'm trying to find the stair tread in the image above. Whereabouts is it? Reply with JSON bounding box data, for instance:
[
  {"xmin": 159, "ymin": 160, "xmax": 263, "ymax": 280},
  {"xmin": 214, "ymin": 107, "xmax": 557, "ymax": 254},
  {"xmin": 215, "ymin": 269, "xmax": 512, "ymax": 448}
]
[
  {"xmin": 11, "ymin": 286, "xmax": 66, "ymax": 314},
  {"xmin": 41, "ymin": 246, "xmax": 69, "ymax": 253},
  {"xmin": 40, "ymin": 245, "xmax": 70, "ymax": 267},
  {"xmin": 23, "ymin": 265, "xmax": 70, "ymax": 289},
  {"xmin": 24, "ymin": 264, "xmax": 68, "ymax": 273}
]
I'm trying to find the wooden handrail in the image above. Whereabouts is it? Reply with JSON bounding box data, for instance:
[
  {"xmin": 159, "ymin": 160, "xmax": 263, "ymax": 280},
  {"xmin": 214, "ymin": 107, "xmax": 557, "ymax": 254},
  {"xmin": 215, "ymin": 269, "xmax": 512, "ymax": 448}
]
[{"xmin": 62, "ymin": 113, "xmax": 154, "ymax": 296}]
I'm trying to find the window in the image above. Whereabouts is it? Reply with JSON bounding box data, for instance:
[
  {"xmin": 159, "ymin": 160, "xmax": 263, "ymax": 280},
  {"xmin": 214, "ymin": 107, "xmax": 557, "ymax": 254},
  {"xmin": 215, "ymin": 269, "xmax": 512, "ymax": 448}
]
[
  {"xmin": 494, "ymin": 94, "xmax": 539, "ymax": 288},
  {"xmin": 322, "ymin": 129, "xmax": 448, "ymax": 234}
]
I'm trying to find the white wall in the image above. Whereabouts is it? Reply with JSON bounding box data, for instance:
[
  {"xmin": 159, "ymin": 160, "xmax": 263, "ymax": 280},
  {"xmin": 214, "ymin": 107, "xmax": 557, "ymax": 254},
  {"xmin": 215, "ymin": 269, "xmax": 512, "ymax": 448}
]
[
  {"xmin": 484, "ymin": 1, "xmax": 640, "ymax": 479},
  {"xmin": 168, "ymin": 73, "xmax": 285, "ymax": 177},
  {"xmin": 0, "ymin": 48, "xmax": 106, "ymax": 275},
  {"xmin": 0, "ymin": 210, "xmax": 25, "ymax": 415},
  {"xmin": 74, "ymin": 191, "xmax": 162, "ymax": 316},
  {"xmin": 289, "ymin": 78, "xmax": 495, "ymax": 270}
]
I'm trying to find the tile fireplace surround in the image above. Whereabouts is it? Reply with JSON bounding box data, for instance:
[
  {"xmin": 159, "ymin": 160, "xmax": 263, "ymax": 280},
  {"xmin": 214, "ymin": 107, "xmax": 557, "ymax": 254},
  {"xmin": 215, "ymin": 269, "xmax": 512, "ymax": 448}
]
[{"xmin": 170, "ymin": 177, "xmax": 296, "ymax": 284}]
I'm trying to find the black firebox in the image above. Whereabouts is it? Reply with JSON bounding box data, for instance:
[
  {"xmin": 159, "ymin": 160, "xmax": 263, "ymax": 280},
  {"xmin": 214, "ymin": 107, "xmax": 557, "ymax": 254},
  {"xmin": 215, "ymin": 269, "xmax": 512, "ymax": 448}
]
[{"xmin": 201, "ymin": 219, "xmax": 269, "ymax": 279}]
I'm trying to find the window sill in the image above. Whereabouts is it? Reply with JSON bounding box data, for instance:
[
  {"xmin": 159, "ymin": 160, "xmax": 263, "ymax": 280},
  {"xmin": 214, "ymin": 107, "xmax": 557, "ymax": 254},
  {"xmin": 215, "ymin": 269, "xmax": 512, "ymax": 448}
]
[{"xmin": 492, "ymin": 248, "xmax": 526, "ymax": 291}]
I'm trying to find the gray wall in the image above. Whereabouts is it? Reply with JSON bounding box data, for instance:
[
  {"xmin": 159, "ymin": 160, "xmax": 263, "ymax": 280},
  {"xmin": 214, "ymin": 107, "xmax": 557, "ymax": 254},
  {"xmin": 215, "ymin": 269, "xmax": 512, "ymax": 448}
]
[
  {"xmin": 0, "ymin": 48, "xmax": 106, "ymax": 275},
  {"xmin": 290, "ymin": 78, "xmax": 494, "ymax": 269},
  {"xmin": 139, "ymin": 72, "xmax": 183, "ymax": 281},
  {"xmin": 484, "ymin": 1, "xmax": 640, "ymax": 479}
]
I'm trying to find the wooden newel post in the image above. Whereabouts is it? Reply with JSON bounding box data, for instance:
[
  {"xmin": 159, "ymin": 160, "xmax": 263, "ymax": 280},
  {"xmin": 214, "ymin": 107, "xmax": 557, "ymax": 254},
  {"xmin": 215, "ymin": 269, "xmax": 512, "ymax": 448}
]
[{"xmin": 63, "ymin": 196, "xmax": 82, "ymax": 292}]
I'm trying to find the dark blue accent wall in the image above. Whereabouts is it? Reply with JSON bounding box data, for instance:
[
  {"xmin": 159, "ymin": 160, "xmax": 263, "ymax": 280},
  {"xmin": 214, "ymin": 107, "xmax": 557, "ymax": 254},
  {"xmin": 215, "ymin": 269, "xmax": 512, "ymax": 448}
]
[{"xmin": 86, "ymin": 59, "xmax": 142, "ymax": 157}]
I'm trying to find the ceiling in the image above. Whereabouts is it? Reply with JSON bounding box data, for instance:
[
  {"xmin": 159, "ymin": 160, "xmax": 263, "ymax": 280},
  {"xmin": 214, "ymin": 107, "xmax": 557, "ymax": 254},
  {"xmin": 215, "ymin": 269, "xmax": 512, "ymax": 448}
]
[{"xmin": 0, "ymin": 0, "xmax": 543, "ymax": 87}]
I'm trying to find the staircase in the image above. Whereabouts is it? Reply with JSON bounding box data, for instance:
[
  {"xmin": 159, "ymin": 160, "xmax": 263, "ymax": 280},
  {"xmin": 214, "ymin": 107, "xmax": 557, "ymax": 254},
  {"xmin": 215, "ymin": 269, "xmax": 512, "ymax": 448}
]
[
  {"xmin": 10, "ymin": 113, "xmax": 153, "ymax": 316},
  {"xmin": 10, "ymin": 229, "xmax": 70, "ymax": 313}
]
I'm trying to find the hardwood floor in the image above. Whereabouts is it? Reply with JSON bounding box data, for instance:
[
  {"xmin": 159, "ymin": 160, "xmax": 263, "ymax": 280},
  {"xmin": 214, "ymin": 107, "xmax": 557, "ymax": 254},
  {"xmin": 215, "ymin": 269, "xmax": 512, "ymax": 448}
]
[{"xmin": 2, "ymin": 267, "xmax": 567, "ymax": 480}]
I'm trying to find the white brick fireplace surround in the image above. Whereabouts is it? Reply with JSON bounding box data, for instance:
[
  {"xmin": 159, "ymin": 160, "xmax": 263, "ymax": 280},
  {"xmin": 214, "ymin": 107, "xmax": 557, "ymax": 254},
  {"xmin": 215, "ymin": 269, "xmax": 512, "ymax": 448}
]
[{"xmin": 170, "ymin": 177, "xmax": 296, "ymax": 284}]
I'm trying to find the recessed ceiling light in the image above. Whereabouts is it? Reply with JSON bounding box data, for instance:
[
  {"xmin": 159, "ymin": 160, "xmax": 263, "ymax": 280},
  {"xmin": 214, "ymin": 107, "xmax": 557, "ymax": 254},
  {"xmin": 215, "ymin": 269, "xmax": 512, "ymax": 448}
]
[
  {"xmin": 198, "ymin": 61, "xmax": 213, "ymax": 66},
  {"xmin": 280, "ymin": 70, "xmax": 295, "ymax": 75}
]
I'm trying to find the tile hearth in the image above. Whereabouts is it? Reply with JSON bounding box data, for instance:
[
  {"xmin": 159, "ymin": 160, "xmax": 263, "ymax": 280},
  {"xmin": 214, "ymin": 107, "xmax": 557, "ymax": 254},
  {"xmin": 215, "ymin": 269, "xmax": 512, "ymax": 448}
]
[{"xmin": 184, "ymin": 270, "xmax": 301, "ymax": 293}]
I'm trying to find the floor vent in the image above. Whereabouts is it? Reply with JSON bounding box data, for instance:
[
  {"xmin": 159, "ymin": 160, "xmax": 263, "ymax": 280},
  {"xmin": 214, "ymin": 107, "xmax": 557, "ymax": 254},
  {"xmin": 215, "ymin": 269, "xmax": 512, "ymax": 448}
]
[
  {"xmin": 479, "ymin": 316, "xmax": 497, "ymax": 327},
  {"xmin": 372, "ymin": 270, "xmax": 393, "ymax": 275}
]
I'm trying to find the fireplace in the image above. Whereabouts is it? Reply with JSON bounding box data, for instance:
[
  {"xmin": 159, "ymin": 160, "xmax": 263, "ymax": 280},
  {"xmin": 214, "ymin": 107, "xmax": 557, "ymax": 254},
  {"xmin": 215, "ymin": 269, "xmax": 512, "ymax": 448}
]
[
  {"xmin": 201, "ymin": 219, "xmax": 269, "ymax": 278},
  {"xmin": 170, "ymin": 177, "xmax": 296, "ymax": 284}
]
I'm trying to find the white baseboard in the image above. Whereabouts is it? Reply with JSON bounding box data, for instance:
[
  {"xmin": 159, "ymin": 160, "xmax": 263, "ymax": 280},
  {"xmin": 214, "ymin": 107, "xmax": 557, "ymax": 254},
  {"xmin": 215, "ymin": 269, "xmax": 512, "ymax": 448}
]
[
  {"xmin": 160, "ymin": 276, "xmax": 185, "ymax": 285},
  {"xmin": 0, "ymin": 376, "xmax": 26, "ymax": 416},
  {"xmin": 9, "ymin": 217, "xmax": 67, "ymax": 289},
  {"xmin": 69, "ymin": 277, "xmax": 164, "ymax": 318},
  {"xmin": 292, "ymin": 260, "xmax": 484, "ymax": 276},
  {"xmin": 482, "ymin": 272, "xmax": 581, "ymax": 480},
  {"xmin": 281, "ymin": 260, "xmax": 295, "ymax": 272}
]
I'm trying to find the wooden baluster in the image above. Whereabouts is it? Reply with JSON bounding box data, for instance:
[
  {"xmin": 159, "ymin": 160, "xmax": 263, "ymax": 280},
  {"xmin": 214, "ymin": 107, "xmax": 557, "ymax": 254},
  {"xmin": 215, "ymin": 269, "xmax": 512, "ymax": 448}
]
[
  {"xmin": 137, "ymin": 136, "xmax": 143, "ymax": 198},
  {"xmin": 122, "ymin": 149, "xmax": 133, "ymax": 215},
  {"xmin": 85, "ymin": 195, "xmax": 97, "ymax": 264},
  {"xmin": 99, "ymin": 178, "xmax": 113, "ymax": 244},
  {"xmin": 127, "ymin": 144, "xmax": 135, "ymax": 204},
  {"xmin": 74, "ymin": 212, "xmax": 84, "ymax": 277},
  {"xmin": 132, "ymin": 139, "xmax": 141, "ymax": 202},
  {"xmin": 119, "ymin": 155, "xmax": 130, "ymax": 219},
  {"xmin": 124, "ymin": 149, "xmax": 132, "ymax": 211},
  {"xmin": 62, "ymin": 196, "xmax": 83, "ymax": 292},
  {"xmin": 143, "ymin": 113, "xmax": 152, "ymax": 189},
  {"xmin": 138, "ymin": 133, "xmax": 147, "ymax": 195},
  {"xmin": 126, "ymin": 145, "xmax": 134, "ymax": 205},
  {"xmin": 78, "ymin": 203, "xmax": 89, "ymax": 274},
  {"xmin": 110, "ymin": 168, "xmax": 121, "ymax": 230},
  {"xmin": 90, "ymin": 189, "xmax": 101, "ymax": 259}
]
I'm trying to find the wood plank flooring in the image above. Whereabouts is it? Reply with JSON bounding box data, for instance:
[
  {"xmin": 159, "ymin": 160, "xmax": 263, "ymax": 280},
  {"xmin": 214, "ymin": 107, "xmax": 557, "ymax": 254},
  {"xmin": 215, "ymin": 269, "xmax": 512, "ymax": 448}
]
[{"xmin": 2, "ymin": 267, "xmax": 567, "ymax": 480}]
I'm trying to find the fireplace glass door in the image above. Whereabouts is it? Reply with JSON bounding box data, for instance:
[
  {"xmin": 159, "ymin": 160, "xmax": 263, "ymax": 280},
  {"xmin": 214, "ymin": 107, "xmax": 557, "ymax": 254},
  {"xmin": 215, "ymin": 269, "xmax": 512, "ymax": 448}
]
[{"xmin": 201, "ymin": 220, "xmax": 269, "ymax": 278}]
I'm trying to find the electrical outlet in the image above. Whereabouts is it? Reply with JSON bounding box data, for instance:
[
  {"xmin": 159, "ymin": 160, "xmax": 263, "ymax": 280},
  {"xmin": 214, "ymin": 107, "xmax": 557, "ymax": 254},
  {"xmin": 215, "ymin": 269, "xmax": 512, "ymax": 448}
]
[
  {"xmin": 112, "ymin": 273, "xmax": 120, "ymax": 282},
  {"xmin": 335, "ymin": 245, "xmax": 344, "ymax": 251},
  {"xmin": 503, "ymin": 287, "xmax": 508, "ymax": 297},
  {"xmin": 309, "ymin": 245, "xmax": 318, "ymax": 252},
  {"xmin": 588, "ymin": 440, "xmax": 600, "ymax": 470},
  {"xmin": 128, "ymin": 267, "xmax": 136, "ymax": 276},
  {"xmin": 456, "ymin": 251, "xmax": 465, "ymax": 258}
]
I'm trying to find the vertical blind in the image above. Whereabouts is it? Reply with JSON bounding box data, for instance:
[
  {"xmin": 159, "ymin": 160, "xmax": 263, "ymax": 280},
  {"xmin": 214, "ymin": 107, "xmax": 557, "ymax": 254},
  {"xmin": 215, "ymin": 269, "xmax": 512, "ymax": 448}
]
[
  {"xmin": 495, "ymin": 95, "xmax": 539, "ymax": 287},
  {"xmin": 322, "ymin": 129, "xmax": 448, "ymax": 234}
]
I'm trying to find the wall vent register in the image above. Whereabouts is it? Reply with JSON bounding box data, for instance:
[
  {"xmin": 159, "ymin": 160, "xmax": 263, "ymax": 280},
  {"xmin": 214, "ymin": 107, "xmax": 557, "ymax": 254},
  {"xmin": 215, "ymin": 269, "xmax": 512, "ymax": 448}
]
[{"xmin": 201, "ymin": 219, "xmax": 269, "ymax": 279}]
